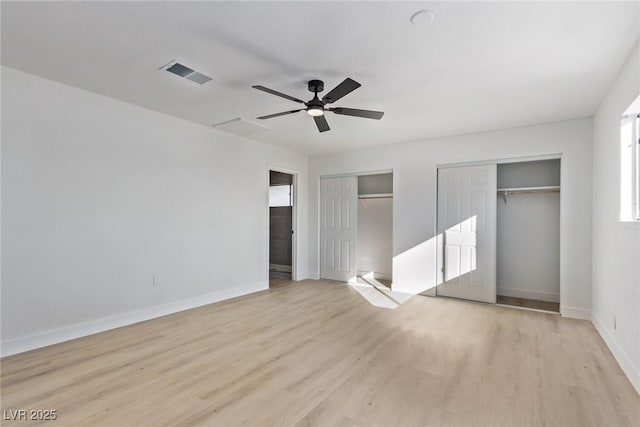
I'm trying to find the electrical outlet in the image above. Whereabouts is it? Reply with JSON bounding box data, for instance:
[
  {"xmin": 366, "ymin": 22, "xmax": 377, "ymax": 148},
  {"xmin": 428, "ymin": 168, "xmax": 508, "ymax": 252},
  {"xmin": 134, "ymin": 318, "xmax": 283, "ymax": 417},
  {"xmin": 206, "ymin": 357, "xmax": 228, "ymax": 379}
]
[{"xmin": 613, "ymin": 315, "xmax": 616, "ymax": 330}]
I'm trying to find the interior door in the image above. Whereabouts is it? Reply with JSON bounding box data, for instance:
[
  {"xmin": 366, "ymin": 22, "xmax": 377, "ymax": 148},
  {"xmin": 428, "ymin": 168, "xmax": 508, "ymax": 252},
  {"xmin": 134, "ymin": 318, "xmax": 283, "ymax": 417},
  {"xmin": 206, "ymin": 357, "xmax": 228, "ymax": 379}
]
[
  {"xmin": 320, "ymin": 176, "xmax": 357, "ymax": 282},
  {"xmin": 437, "ymin": 165, "xmax": 497, "ymax": 303}
]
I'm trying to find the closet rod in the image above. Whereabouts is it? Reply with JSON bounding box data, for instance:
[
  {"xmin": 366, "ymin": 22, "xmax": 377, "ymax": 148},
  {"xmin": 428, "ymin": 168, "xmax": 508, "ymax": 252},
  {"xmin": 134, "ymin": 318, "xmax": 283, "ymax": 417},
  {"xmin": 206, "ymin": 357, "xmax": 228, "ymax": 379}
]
[
  {"xmin": 497, "ymin": 186, "xmax": 560, "ymax": 204},
  {"xmin": 358, "ymin": 193, "xmax": 393, "ymax": 200},
  {"xmin": 497, "ymin": 189, "xmax": 560, "ymax": 195}
]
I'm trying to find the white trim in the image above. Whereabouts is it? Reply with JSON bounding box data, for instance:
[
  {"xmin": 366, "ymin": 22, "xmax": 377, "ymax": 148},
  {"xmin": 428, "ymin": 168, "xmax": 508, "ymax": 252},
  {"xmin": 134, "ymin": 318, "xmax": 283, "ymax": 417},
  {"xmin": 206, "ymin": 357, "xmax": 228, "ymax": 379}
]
[
  {"xmin": 1, "ymin": 283, "xmax": 266, "ymax": 357},
  {"xmin": 318, "ymin": 168, "xmax": 393, "ymax": 180},
  {"xmin": 560, "ymin": 305, "xmax": 591, "ymax": 320},
  {"xmin": 497, "ymin": 286, "xmax": 559, "ymax": 303},
  {"xmin": 592, "ymin": 312, "xmax": 640, "ymax": 396},
  {"xmin": 437, "ymin": 153, "xmax": 562, "ymax": 169}
]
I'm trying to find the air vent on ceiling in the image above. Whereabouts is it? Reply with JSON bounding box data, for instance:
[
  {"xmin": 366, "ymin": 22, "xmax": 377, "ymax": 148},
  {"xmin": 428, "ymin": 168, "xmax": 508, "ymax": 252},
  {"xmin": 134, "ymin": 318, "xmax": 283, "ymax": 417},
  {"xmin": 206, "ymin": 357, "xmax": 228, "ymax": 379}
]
[
  {"xmin": 212, "ymin": 118, "xmax": 271, "ymax": 137},
  {"xmin": 160, "ymin": 60, "xmax": 212, "ymax": 85}
]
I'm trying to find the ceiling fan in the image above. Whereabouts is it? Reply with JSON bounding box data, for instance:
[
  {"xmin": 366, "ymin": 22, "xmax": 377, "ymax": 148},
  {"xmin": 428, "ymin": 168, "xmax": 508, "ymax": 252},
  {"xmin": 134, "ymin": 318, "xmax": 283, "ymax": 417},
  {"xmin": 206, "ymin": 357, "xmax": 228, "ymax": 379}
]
[{"xmin": 252, "ymin": 78, "xmax": 384, "ymax": 133}]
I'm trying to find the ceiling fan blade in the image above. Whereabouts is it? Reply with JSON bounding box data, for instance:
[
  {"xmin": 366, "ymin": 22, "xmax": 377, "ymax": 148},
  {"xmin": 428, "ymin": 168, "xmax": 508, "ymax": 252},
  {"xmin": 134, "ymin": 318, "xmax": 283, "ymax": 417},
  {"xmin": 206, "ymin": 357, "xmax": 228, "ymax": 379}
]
[
  {"xmin": 330, "ymin": 107, "xmax": 384, "ymax": 120},
  {"xmin": 256, "ymin": 109, "xmax": 304, "ymax": 120},
  {"xmin": 314, "ymin": 115, "xmax": 330, "ymax": 132},
  {"xmin": 322, "ymin": 78, "xmax": 361, "ymax": 104},
  {"xmin": 252, "ymin": 85, "xmax": 305, "ymax": 104}
]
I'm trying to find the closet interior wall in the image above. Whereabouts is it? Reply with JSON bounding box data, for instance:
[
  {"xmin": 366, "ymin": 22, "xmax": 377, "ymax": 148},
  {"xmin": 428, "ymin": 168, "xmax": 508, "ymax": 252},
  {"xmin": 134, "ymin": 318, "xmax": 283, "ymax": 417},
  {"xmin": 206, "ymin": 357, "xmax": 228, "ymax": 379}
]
[
  {"xmin": 496, "ymin": 159, "xmax": 561, "ymax": 305},
  {"xmin": 357, "ymin": 174, "xmax": 393, "ymax": 282}
]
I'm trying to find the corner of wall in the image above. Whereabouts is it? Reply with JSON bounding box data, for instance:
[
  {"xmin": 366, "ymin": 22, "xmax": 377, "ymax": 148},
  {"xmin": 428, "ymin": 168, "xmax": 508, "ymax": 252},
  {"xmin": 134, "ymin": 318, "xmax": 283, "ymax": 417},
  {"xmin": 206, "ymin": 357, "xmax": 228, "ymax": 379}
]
[
  {"xmin": 560, "ymin": 306, "xmax": 591, "ymax": 321},
  {"xmin": 592, "ymin": 312, "xmax": 640, "ymax": 395}
]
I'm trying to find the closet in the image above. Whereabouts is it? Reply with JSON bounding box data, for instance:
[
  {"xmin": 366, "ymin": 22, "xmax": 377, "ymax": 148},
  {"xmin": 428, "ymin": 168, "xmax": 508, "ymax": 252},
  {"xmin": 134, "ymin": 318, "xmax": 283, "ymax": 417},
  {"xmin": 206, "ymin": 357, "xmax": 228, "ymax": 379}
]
[
  {"xmin": 436, "ymin": 158, "xmax": 561, "ymax": 312},
  {"xmin": 319, "ymin": 172, "xmax": 393, "ymax": 285},
  {"xmin": 496, "ymin": 159, "xmax": 560, "ymax": 312},
  {"xmin": 357, "ymin": 174, "xmax": 393, "ymax": 285}
]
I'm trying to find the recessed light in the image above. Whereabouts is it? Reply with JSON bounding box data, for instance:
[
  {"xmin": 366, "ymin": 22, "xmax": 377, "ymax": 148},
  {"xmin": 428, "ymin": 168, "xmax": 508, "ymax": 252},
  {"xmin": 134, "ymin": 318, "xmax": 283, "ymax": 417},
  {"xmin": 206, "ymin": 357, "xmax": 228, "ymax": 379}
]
[{"xmin": 410, "ymin": 9, "xmax": 435, "ymax": 26}]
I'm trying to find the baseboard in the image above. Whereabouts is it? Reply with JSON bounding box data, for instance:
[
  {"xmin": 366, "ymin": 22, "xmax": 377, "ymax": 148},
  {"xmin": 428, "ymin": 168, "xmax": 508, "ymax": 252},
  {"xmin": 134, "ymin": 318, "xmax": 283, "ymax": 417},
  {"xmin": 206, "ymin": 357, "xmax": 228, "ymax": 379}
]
[
  {"xmin": 357, "ymin": 270, "xmax": 392, "ymax": 281},
  {"xmin": 1, "ymin": 283, "xmax": 267, "ymax": 358},
  {"xmin": 592, "ymin": 312, "xmax": 640, "ymax": 396},
  {"xmin": 497, "ymin": 286, "xmax": 559, "ymax": 303},
  {"xmin": 309, "ymin": 271, "xmax": 320, "ymax": 280},
  {"xmin": 560, "ymin": 305, "xmax": 591, "ymax": 320}
]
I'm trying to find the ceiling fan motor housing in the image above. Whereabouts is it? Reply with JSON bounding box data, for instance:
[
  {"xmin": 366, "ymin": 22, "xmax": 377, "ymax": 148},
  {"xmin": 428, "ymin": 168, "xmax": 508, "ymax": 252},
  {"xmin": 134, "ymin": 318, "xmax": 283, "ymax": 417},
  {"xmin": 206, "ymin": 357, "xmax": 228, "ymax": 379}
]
[{"xmin": 308, "ymin": 79, "xmax": 324, "ymax": 93}]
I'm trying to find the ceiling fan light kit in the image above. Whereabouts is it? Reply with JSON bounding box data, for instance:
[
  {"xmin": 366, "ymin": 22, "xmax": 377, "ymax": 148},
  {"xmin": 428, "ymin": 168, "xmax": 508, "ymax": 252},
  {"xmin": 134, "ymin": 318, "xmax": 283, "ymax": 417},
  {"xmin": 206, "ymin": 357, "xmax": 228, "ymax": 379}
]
[{"xmin": 252, "ymin": 77, "xmax": 384, "ymax": 133}]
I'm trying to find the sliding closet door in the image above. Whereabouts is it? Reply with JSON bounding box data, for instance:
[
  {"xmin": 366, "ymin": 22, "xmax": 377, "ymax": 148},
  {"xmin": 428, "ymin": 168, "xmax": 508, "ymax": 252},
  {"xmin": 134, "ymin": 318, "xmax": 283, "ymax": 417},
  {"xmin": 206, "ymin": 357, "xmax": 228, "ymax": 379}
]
[
  {"xmin": 437, "ymin": 165, "xmax": 497, "ymax": 303},
  {"xmin": 320, "ymin": 176, "xmax": 357, "ymax": 282}
]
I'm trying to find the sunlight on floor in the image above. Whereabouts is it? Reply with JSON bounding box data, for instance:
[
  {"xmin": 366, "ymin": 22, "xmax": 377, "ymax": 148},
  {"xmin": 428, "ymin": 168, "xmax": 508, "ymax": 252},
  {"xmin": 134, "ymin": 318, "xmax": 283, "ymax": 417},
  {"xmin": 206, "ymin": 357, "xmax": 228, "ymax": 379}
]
[{"xmin": 348, "ymin": 273, "xmax": 416, "ymax": 309}]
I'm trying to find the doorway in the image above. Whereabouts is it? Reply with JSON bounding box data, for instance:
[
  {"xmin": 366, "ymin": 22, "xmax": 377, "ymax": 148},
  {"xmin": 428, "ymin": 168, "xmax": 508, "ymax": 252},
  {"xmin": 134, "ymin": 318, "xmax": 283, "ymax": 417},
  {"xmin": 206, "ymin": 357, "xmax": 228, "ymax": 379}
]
[{"xmin": 269, "ymin": 170, "xmax": 294, "ymax": 285}]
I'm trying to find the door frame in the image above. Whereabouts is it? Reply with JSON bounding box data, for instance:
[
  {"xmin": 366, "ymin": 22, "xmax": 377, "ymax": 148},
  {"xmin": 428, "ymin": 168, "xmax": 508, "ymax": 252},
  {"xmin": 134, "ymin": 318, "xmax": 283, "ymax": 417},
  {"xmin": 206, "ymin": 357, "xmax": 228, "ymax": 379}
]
[
  {"xmin": 267, "ymin": 165, "xmax": 299, "ymax": 282},
  {"xmin": 435, "ymin": 153, "xmax": 562, "ymax": 306},
  {"xmin": 317, "ymin": 168, "xmax": 394, "ymax": 282}
]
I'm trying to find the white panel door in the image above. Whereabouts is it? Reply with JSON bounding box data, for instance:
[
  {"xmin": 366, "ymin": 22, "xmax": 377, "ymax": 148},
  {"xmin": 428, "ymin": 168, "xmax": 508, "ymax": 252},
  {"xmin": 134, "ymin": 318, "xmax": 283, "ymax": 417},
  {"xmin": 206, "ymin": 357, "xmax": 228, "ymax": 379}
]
[
  {"xmin": 320, "ymin": 176, "xmax": 357, "ymax": 282},
  {"xmin": 437, "ymin": 165, "xmax": 497, "ymax": 303}
]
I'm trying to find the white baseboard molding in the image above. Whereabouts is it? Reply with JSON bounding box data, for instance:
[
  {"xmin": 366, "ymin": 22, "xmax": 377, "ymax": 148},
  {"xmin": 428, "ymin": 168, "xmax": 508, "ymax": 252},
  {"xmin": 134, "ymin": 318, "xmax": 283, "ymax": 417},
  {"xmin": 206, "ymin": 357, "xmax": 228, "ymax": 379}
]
[
  {"xmin": 560, "ymin": 305, "xmax": 591, "ymax": 320},
  {"xmin": 497, "ymin": 286, "xmax": 559, "ymax": 303},
  {"xmin": 592, "ymin": 312, "xmax": 640, "ymax": 396},
  {"xmin": 1, "ymin": 283, "xmax": 267, "ymax": 358},
  {"xmin": 309, "ymin": 272, "xmax": 321, "ymax": 280},
  {"xmin": 357, "ymin": 270, "xmax": 392, "ymax": 281}
]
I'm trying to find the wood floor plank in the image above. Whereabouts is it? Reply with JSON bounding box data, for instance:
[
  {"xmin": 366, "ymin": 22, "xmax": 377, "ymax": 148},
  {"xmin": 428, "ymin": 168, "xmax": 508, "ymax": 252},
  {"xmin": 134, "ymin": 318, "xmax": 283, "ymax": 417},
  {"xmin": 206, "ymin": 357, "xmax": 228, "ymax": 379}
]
[{"xmin": 1, "ymin": 280, "xmax": 638, "ymax": 426}]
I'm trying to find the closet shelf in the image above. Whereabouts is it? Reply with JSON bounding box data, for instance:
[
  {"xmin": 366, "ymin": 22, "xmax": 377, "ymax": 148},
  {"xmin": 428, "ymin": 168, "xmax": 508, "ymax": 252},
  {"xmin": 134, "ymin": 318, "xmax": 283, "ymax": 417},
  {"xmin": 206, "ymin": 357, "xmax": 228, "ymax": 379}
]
[
  {"xmin": 358, "ymin": 193, "xmax": 393, "ymax": 200},
  {"xmin": 497, "ymin": 186, "xmax": 560, "ymax": 193},
  {"xmin": 497, "ymin": 186, "xmax": 560, "ymax": 204}
]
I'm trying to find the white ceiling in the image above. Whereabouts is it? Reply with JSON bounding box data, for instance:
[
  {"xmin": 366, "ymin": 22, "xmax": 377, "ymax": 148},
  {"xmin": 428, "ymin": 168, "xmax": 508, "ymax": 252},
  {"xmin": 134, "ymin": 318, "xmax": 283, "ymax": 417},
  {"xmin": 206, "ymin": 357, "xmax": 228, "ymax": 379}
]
[{"xmin": 2, "ymin": 1, "xmax": 639, "ymax": 155}]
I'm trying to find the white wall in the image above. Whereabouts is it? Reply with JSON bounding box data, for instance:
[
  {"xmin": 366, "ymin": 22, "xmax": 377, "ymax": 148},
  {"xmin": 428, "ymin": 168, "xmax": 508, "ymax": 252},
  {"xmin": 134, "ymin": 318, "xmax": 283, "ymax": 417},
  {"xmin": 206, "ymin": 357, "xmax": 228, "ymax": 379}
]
[
  {"xmin": 1, "ymin": 67, "xmax": 308, "ymax": 355},
  {"xmin": 308, "ymin": 118, "xmax": 593, "ymax": 318},
  {"xmin": 592, "ymin": 42, "xmax": 640, "ymax": 394},
  {"xmin": 357, "ymin": 198, "xmax": 392, "ymax": 279}
]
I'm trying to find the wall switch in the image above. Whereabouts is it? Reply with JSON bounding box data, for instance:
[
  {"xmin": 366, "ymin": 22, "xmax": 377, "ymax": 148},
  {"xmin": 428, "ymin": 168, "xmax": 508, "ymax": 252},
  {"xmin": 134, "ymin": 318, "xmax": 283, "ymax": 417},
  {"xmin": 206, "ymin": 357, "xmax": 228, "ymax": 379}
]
[
  {"xmin": 613, "ymin": 315, "xmax": 617, "ymax": 330},
  {"xmin": 153, "ymin": 274, "xmax": 158, "ymax": 287}
]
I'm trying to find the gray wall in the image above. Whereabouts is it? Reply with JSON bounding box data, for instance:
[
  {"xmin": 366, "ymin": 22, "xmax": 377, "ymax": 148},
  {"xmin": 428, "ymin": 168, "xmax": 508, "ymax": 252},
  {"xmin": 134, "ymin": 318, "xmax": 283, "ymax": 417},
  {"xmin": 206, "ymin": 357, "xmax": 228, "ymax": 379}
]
[
  {"xmin": 497, "ymin": 159, "xmax": 560, "ymax": 188},
  {"xmin": 270, "ymin": 207, "xmax": 292, "ymax": 266},
  {"xmin": 358, "ymin": 173, "xmax": 393, "ymax": 195}
]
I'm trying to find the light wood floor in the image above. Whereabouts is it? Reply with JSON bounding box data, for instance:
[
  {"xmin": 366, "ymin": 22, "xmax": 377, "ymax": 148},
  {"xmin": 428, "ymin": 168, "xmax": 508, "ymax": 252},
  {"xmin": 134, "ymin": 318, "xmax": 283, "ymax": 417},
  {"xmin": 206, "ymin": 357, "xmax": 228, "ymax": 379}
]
[{"xmin": 2, "ymin": 280, "xmax": 638, "ymax": 426}]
